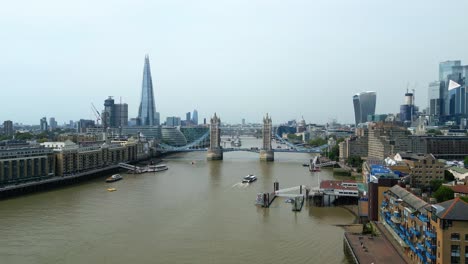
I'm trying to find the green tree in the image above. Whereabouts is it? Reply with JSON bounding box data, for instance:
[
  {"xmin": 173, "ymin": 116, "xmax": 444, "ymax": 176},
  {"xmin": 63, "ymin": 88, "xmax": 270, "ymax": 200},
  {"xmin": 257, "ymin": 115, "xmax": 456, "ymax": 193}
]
[
  {"xmin": 347, "ymin": 156, "xmax": 363, "ymax": 168},
  {"xmin": 427, "ymin": 129, "xmax": 443, "ymax": 135},
  {"xmin": 460, "ymin": 196, "xmax": 468, "ymax": 203},
  {"xmin": 444, "ymin": 170, "xmax": 455, "ymax": 182},
  {"xmin": 429, "ymin": 179, "xmax": 444, "ymax": 193},
  {"xmin": 15, "ymin": 132, "xmax": 33, "ymax": 140},
  {"xmin": 308, "ymin": 138, "xmax": 327, "ymax": 147},
  {"xmin": 433, "ymin": 186, "xmax": 454, "ymax": 203},
  {"xmin": 464, "ymin": 156, "xmax": 468, "ymax": 167}
]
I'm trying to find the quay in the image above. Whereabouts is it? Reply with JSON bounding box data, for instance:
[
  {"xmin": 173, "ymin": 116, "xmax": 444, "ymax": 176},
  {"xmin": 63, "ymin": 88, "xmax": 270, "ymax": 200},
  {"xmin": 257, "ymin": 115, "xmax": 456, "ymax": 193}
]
[
  {"xmin": 343, "ymin": 228, "xmax": 407, "ymax": 264},
  {"xmin": 0, "ymin": 165, "xmax": 120, "ymax": 199}
]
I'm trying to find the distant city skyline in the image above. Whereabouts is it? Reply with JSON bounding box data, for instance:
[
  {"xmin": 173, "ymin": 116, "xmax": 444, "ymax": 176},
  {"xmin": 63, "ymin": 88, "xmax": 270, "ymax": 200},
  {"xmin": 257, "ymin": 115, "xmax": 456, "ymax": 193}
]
[{"xmin": 1, "ymin": 1, "xmax": 468, "ymax": 125}]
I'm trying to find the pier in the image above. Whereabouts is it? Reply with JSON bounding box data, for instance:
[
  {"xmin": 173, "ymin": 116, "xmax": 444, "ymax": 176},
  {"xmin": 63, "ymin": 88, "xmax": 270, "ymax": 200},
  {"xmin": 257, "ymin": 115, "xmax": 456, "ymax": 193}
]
[{"xmin": 118, "ymin": 162, "xmax": 168, "ymax": 174}]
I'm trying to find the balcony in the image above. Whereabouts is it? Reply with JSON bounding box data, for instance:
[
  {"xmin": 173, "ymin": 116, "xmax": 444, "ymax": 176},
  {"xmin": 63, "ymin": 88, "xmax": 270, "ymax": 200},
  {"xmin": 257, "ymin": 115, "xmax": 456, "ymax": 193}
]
[
  {"xmin": 418, "ymin": 214, "xmax": 429, "ymax": 223},
  {"xmin": 425, "ymin": 230, "xmax": 436, "ymax": 239},
  {"xmin": 426, "ymin": 251, "xmax": 436, "ymax": 261},
  {"xmin": 410, "ymin": 227, "xmax": 421, "ymax": 237},
  {"xmin": 391, "ymin": 216, "xmax": 402, "ymax": 224},
  {"xmin": 417, "ymin": 243, "xmax": 426, "ymax": 252},
  {"xmin": 425, "ymin": 240, "xmax": 436, "ymax": 250}
]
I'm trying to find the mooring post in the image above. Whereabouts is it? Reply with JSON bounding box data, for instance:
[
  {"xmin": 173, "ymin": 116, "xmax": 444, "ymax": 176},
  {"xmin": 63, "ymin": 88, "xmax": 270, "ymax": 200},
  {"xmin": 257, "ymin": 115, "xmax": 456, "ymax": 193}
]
[
  {"xmin": 274, "ymin": 181, "xmax": 279, "ymax": 192},
  {"xmin": 300, "ymin": 185, "xmax": 302, "ymax": 194}
]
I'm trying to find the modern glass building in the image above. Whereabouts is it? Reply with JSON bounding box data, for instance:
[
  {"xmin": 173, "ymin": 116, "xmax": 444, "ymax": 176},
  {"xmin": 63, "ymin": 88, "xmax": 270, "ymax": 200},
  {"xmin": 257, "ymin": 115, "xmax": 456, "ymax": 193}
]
[
  {"xmin": 353, "ymin": 91, "xmax": 376, "ymax": 126},
  {"xmin": 138, "ymin": 55, "xmax": 158, "ymax": 126},
  {"xmin": 192, "ymin": 110, "xmax": 198, "ymax": 125}
]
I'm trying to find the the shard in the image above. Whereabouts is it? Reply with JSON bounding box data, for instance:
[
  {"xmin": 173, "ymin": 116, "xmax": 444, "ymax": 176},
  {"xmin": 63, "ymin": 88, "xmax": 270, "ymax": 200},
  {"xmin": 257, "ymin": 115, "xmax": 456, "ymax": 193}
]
[{"xmin": 138, "ymin": 55, "xmax": 158, "ymax": 126}]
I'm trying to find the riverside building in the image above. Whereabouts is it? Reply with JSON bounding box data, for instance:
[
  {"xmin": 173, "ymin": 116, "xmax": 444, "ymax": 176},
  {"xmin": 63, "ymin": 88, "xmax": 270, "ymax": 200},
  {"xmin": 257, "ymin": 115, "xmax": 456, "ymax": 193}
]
[{"xmin": 381, "ymin": 185, "xmax": 468, "ymax": 264}]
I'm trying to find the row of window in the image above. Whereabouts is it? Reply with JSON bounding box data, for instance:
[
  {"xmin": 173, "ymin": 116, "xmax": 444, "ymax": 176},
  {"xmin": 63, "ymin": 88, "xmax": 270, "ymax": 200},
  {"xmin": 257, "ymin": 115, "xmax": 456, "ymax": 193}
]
[{"xmin": 451, "ymin": 233, "xmax": 468, "ymax": 241}]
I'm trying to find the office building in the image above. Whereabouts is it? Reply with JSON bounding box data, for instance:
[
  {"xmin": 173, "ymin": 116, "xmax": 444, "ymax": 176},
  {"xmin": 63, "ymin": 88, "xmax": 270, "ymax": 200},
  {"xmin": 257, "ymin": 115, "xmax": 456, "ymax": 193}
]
[
  {"xmin": 3, "ymin": 120, "xmax": 13, "ymax": 137},
  {"xmin": 77, "ymin": 119, "xmax": 95, "ymax": 133},
  {"xmin": 192, "ymin": 110, "xmax": 198, "ymax": 125},
  {"xmin": 339, "ymin": 128, "xmax": 368, "ymax": 162},
  {"xmin": 166, "ymin": 117, "xmax": 181, "ymax": 127},
  {"xmin": 102, "ymin": 96, "xmax": 128, "ymax": 128},
  {"xmin": 410, "ymin": 135, "xmax": 468, "ymax": 160},
  {"xmin": 40, "ymin": 117, "xmax": 48, "ymax": 131},
  {"xmin": 186, "ymin": 112, "xmax": 191, "ymax": 123},
  {"xmin": 400, "ymin": 91, "xmax": 417, "ymax": 123},
  {"xmin": 367, "ymin": 122, "xmax": 411, "ymax": 160},
  {"xmin": 138, "ymin": 55, "xmax": 158, "ymax": 126},
  {"xmin": 353, "ymin": 91, "xmax": 376, "ymax": 126},
  {"xmin": 49, "ymin": 117, "xmax": 57, "ymax": 130}
]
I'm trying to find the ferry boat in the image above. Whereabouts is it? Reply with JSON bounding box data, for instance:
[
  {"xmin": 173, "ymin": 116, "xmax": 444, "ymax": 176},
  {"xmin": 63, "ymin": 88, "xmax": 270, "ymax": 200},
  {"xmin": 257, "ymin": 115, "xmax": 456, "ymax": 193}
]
[
  {"xmin": 147, "ymin": 164, "xmax": 168, "ymax": 172},
  {"xmin": 242, "ymin": 174, "xmax": 257, "ymax": 183},
  {"xmin": 105, "ymin": 174, "xmax": 122, "ymax": 183}
]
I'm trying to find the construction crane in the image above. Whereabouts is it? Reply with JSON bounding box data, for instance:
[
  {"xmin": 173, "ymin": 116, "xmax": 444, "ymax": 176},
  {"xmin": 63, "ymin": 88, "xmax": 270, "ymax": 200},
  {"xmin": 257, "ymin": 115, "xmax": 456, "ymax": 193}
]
[{"xmin": 91, "ymin": 103, "xmax": 101, "ymax": 126}]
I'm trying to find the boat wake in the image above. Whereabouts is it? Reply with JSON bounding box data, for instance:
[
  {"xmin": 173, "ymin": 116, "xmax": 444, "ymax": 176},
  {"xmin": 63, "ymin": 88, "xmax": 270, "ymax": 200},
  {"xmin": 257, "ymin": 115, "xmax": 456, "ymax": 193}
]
[{"xmin": 232, "ymin": 183, "xmax": 249, "ymax": 188}]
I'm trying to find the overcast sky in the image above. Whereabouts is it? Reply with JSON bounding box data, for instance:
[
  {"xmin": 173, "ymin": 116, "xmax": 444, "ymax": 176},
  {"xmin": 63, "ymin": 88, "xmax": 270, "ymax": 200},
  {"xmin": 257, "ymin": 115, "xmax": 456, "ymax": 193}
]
[{"xmin": 1, "ymin": 0, "xmax": 468, "ymax": 125}]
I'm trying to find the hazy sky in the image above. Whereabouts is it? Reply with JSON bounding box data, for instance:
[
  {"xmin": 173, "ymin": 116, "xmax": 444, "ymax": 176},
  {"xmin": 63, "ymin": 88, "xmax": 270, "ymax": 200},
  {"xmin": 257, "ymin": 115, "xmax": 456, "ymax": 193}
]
[{"xmin": 1, "ymin": 0, "xmax": 468, "ymax": 125}]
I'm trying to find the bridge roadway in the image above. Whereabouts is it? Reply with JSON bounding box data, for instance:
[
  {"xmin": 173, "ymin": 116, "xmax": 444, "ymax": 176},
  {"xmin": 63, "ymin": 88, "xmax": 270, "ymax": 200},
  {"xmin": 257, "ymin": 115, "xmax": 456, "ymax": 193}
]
[{"xmin": 154, "ymin": 147, "xmax": 324, "ymax": 153}]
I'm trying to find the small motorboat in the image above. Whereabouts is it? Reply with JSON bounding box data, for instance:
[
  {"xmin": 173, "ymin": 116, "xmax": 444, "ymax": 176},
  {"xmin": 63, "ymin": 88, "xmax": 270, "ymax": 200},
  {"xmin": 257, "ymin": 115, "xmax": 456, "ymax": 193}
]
[
  {"xmin": 302, "ymin": 163, "xmax": 309, "ymax": 167},
  {"xmin": 106, "ymin": 174, "xmax": 122, "ymax": 183},
  {"xmin": 242, "ymin": 174, "xmax": 257, "ymax": 183},
  {"xmin": 107, "ymin": 188, "xmax": 117, "ymax": 192}
]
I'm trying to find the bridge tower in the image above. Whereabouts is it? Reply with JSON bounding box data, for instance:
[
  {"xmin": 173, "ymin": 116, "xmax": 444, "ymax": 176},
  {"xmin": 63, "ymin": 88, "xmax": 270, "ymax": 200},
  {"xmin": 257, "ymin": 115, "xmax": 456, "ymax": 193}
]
[
  {"xmin": 260, "ymin": 113, "xmax": 274, "ymax": 161},
  {"xmin": 206, "ymin": 113, "xmax": 223, "ymax": 160}
]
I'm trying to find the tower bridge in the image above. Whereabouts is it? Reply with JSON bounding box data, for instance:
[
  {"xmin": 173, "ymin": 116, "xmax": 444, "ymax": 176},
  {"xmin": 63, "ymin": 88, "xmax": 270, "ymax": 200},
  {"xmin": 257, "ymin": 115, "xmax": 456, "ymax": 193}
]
[{"xmin": 154, "ymin": 113, "xmax": 327, "ymax": 161}]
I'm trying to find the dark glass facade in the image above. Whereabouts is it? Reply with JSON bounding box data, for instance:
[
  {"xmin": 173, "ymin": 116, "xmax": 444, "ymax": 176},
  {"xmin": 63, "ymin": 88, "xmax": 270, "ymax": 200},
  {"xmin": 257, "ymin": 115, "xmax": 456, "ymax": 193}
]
[{"xmin": 138, "ymin": 55, "xmax": 158, "ymax": 126}]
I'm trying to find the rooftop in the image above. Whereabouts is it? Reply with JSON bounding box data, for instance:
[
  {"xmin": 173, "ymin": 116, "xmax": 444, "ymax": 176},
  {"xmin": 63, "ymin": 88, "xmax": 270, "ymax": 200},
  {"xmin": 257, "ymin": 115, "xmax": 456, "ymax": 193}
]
[
  {"xmin": 433, "ymin": 198, "xmax": 468, "ymax": 221},
  {"xmin": 448, "ymin": 185, "xmax": 468, "ymax": 194},
  {"xmin": 388, "ymin": 185, "xmax": 428, "ymax": 213}
]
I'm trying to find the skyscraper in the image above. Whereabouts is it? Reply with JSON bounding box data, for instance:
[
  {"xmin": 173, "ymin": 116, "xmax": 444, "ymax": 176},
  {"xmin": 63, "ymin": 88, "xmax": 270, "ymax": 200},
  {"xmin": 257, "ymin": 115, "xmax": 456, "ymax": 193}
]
[
  {"xmin": 192, "ymin": 110, "xmax": 198, "ymax": 125},
  {"xmin": 40, "ymin": 117, "xmax": 48, "ymax": 131},
  {"xmin": 3, "ymin": 120, "xmax": 13, "ymax": 136},
  {"xmin": 186, "ymin": 112, "xmax": 191, "ymax": 123},
  {"xmin": 138, "ymin": 55, "xmax": 157, "ymax": 126},
  {"xmin": 102, "ymin": 96, "xmax": 128, "ymax": 128},
  {"xmin": 353, "ymin": 91, "xmax": 376, "ymax": 126}
]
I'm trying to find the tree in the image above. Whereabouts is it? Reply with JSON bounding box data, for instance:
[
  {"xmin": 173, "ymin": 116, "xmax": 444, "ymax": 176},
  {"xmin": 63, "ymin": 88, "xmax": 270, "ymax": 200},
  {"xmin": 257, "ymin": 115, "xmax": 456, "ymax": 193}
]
[
  {"xmin": 328, "ymin": 145, "xmax": 340, "ymax": 162},
  {"xmin": 464, "ymin": 156, "xmax": 468, "ymax": 168},
  {"xmin": 308, "ymin": 138, "xmax": 327, "ymax": 147},
  {"xmin": 433, "ymin": 186, "xmax": 454, "ymax": 203},
  {"xmin": 347, "ymin": 156, "xmax": 363, "ymax": 168},
  {"xmin": 427, "ymin": 129, "xmax": 443, "ymax": 135},
  {"xmin": 460, "ymin": 196, "xmax": 468, "ymax": 203},
  {"xmin": 429, "ymin": 179, "xmax": 444, "ymax": 193},
  {"xmin": 444, "ymin": 170, "xmax": 455, "ymax": 182}
]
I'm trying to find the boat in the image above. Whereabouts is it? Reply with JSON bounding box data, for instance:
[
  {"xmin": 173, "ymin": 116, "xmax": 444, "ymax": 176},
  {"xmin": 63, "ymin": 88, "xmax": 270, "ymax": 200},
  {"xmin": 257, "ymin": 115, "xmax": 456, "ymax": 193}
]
[
  {"xmin": 302, "ymin": 163, "xmax": 309, "ymax": 167},
  {"xmin": 107, "ymin": 188, "xmax": 117, "ymax": 192},
  {"xmin": 106, "ymin": 174, "xmax": 122, "ymax": 183},
  {"xmin": 242, "ymin": 174, "xmax": 257, "ymax": 183},
  {"xmin": 153, "ymin": 164, "xmax": 168, "ymax": 172}
]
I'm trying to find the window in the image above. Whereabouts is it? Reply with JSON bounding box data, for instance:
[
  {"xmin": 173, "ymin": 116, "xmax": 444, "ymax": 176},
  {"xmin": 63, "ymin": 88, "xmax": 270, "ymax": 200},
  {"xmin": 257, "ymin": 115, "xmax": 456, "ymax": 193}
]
[
  {"xmin": 452, "ymin": 245, "xmax": 460, "ymax": 264},
  {"xmin": 452, "ymin": 233, "xmax": 460, "ymax": 241},
  {"xmin": 465, "ymin": 246, "xmax": 468, "ymax": 264},
  {"xmin": 465, "ymin": 234, "xmax": 468, "ymax": 241}
]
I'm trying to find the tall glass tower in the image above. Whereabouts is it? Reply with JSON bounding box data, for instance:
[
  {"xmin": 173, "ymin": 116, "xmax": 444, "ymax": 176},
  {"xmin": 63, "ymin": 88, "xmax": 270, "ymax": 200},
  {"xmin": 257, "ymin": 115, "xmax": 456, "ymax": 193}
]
[
  {"xmin": 353, "ymin": 91, "xmax": 376, "ymax": 126},
  {"xmin": 138, "ymin": 55, "xmax": 158, "ymax": 126}
]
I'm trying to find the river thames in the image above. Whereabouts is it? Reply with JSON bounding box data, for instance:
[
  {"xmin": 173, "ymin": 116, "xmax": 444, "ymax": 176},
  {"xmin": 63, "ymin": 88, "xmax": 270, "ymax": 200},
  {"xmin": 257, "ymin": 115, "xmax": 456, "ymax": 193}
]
[{"xmin": 0, "ymin": 137, "xmax": 354, "ymax": 264}]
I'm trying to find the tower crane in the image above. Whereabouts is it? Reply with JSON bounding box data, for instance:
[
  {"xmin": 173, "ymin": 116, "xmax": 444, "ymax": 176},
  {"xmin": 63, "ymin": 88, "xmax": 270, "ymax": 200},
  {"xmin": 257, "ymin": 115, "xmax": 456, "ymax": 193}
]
[{"xmin": 91, "ymin": 103, "xmax": 101, "ymax": 126}]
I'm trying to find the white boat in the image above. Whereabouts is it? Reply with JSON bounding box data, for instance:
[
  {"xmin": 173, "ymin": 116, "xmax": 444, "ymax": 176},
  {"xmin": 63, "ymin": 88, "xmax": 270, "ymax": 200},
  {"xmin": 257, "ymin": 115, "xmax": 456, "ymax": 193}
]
[
  {"xmin": 106, "ymin": 174, "xmax": 122, "ymax": 183},
  {"xmin": 242, "ymin": 174, "xmax": 257, "ymax": 183},
  {"xmin": 148, "ymin": 164, "xmax": 168, "ymax": 172}
]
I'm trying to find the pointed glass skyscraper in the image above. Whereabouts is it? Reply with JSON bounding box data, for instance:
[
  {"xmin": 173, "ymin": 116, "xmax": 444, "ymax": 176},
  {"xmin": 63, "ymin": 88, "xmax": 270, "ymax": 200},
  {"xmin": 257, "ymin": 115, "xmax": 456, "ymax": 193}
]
[{"xmin": 138, "ymin": 55, "xmax": 158, "ymax": 126}]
